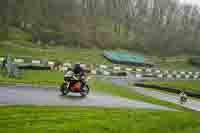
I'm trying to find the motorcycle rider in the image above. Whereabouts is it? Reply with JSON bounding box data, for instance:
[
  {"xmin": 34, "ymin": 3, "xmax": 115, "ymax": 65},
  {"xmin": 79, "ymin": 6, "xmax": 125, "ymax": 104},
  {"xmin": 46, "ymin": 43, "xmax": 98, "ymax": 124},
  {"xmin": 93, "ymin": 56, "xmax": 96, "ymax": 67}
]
[
  {"xmin": 72, "ymin": 63, "xmax": 86, "ymax": 90},
  {"xmin": 179, "ymin": 91, "xmax": 187, "ymax": 104},
  {"xmin": 73, "ymin": 63, "xmax": 85, "ymax": 78}
]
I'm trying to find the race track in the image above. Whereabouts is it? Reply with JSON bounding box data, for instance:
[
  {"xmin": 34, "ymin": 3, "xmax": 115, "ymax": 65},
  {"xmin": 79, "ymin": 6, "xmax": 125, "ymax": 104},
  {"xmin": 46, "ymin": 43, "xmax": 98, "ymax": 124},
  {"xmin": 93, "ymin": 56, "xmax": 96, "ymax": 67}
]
[{"xmin": 0, "ymin": 84, "xmax": 176, "ymax": 111}]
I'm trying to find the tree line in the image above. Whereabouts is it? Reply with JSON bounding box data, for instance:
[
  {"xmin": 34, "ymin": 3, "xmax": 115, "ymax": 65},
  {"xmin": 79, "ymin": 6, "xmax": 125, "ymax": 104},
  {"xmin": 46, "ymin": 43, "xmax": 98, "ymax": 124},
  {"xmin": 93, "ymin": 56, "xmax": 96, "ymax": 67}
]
[{"xmin": 1, "ymin": 0, "xmax": 200, "ymax": 56}]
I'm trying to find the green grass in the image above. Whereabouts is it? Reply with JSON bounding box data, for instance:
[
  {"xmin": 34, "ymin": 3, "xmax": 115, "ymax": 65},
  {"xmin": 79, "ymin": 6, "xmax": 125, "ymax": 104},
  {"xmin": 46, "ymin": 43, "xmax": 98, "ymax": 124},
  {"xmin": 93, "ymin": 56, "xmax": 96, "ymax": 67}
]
[
  {"xmin": 159, "ymin": 61, "xmax": 199, "ymax": 71},
  {"xmin": 0, "ymin": 40, "xmax": 110, "ymax": 65},
  {"xmin": 0, "ymin": 106, "xmax": 199, "ymax": 133},
  {"xmin": 144, "ymin": 80, "xmax": 200, "ymax": 94},
  {"xmin": 0, "ymin": 70, "xmax": 187, "ymax": 110},
  {"xmin": 0, "ymin": 70, "xmax": 63, "ymax": 85}
]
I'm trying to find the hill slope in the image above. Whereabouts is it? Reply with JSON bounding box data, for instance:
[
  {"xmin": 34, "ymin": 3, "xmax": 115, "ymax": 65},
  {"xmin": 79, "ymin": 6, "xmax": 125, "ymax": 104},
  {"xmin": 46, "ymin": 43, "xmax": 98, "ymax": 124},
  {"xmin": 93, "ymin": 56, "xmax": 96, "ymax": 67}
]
[{"xmin": 1, "ymin": 0, "xmax": 200, "ymax": 56}]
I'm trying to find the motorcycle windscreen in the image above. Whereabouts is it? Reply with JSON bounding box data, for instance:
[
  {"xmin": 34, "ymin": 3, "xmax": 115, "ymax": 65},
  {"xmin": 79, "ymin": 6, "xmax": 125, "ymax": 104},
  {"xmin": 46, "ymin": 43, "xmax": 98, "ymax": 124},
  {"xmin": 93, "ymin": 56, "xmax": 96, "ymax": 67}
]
[{"xmin": 71, "ymin": 82, "xmax": 81, "ymax": 92}]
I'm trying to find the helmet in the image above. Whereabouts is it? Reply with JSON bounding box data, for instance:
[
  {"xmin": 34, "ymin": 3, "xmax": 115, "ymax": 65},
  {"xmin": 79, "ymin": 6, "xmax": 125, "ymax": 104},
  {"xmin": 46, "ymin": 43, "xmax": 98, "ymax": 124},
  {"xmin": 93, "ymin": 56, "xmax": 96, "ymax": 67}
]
[{"xmin": 74, "ymin": 63, "xmax": 81, "ymax": 69}]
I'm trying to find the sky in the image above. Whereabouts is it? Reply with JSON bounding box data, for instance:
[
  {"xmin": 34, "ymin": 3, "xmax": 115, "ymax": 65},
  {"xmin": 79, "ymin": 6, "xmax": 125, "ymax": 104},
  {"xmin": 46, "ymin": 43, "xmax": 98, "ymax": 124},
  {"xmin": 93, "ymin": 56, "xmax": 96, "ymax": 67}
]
[{"xmin": 179, "ymin": 0, "xmax": 200, "ymax": 6}]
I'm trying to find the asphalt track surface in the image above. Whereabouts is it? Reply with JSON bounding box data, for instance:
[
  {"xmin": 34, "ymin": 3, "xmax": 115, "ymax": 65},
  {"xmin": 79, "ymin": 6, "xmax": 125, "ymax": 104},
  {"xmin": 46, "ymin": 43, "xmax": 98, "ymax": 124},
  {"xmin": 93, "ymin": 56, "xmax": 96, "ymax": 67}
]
[{"xmin": 0, "ymin": 84, "xmax": 176, "ymax": 111}]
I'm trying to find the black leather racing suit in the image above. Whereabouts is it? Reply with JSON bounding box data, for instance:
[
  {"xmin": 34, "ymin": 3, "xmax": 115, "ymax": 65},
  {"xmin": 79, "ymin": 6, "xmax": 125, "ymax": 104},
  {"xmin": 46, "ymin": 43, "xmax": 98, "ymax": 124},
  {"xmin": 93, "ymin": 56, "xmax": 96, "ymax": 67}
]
[{"xmin": 73, "ymin": 64, "xmax": 85, "ymax": 90}]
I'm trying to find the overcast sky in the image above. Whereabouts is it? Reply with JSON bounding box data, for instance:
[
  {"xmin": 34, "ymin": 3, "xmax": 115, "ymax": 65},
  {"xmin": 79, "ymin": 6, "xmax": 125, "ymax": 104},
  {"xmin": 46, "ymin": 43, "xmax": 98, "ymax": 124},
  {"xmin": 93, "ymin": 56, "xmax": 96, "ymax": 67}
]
[{"xmin": 180, "ymin": 0, "xmax": 200, "ymax": 6}]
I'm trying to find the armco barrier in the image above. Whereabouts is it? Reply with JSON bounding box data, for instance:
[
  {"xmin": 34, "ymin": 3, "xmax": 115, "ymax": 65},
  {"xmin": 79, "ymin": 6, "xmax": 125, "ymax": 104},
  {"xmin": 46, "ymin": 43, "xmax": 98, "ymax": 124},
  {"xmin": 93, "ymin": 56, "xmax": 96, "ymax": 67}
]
[{"xmin": 135, "ymin": 83, "xmax": 200, "ymax": 98}]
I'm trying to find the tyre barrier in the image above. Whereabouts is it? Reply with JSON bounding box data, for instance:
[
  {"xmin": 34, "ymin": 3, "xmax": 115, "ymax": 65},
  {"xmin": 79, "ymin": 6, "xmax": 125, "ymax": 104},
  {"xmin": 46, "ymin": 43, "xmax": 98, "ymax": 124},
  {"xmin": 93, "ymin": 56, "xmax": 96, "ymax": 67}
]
[
  {"xmin": 135, "ymin": 83, "xmax": 200, "ymax": 98},
  {"xmin": 18, "ymin": 65, "xmax": 51, "ymax": 70},
  {"xmin": 155, "ymin": 74, "xmax": 200, "ymax": 80},
  {"xmin": 90, "ymin": 70, "xmax": 127, "ymax": 76}
]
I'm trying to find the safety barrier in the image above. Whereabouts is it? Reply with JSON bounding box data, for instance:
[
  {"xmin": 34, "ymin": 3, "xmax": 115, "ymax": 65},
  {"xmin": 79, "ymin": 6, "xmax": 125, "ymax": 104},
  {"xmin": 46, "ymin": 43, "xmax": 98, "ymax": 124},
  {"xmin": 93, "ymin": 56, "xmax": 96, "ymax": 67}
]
[{"xmin": 0, "ymin": 56, "xmax": 200, "ymax": 79}]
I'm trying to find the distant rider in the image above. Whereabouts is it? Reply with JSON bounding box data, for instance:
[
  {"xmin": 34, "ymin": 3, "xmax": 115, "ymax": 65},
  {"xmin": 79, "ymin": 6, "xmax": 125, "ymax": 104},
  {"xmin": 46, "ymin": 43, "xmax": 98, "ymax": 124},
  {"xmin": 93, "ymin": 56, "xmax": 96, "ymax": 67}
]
[{"xmin": 179, "ymin": 91, "xmax": 187, "ymax": 104}]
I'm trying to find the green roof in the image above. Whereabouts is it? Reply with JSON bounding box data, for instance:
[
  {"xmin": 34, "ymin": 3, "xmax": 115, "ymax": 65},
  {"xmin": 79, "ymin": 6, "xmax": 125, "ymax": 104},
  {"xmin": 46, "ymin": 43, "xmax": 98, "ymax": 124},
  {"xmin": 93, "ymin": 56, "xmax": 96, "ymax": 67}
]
[{"xmin": 104, "ymin": 51, "xmax": 144, "ymax": 64}]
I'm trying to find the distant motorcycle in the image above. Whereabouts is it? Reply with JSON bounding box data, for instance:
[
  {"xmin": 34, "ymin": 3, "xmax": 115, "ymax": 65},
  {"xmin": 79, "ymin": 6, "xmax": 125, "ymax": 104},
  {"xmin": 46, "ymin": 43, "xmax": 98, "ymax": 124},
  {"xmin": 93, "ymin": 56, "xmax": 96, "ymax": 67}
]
[
  {"xmin": 179, "ymin": 92, "xmax": 187, "ymax": 104},
  {"xmin": 60, "ymin": 71, "xmax": 90, "ymax": 97},
  {"xmin": 180, "ymin": 96, "xmax": 187, "ymax": 104}
]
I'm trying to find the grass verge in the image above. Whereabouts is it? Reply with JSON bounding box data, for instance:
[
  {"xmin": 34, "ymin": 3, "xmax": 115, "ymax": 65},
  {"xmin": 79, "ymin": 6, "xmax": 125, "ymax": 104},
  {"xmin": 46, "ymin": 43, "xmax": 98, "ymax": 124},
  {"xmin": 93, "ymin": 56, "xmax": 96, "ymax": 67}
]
[
  {"xmin": 0, "ymin": 106, "xmax": 199, "ymax": 133},
  {"xmin": 0, "ymin": 70, "xmax": 63, "ymax": 85},
  {"xmin": 159, "ymin": 60, "xmax": 199, "ymax": 71}
]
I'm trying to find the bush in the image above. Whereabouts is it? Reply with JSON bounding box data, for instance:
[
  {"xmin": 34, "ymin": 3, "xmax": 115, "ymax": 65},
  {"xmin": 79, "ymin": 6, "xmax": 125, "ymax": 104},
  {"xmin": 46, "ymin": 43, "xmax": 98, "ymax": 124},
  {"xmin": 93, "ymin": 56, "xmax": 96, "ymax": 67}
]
[{"xmin": 188, "ymin": 57, "xmax": 200, "ymax": 66}]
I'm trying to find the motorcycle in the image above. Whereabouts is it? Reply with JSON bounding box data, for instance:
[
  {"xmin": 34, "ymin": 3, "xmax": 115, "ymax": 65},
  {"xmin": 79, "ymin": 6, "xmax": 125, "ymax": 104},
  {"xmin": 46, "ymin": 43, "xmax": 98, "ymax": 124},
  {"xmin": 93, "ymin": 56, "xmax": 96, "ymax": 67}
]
[
  {"xmin": 180, "ymin": 96, "xmax": 187, "ymax": 104},
  {"xmin": 60, "ymin": 72, "xmax": 90, "ymax": 97}
]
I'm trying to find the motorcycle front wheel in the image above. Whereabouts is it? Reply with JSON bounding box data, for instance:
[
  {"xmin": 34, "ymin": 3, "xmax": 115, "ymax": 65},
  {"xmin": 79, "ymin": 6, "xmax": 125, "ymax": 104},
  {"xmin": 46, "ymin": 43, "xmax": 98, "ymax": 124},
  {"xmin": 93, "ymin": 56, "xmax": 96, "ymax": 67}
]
[
  {"xmin": 80, "ymin": 85, "xmax": 90, "ymax": 97},
  {"xmin": 60, "ymin": 83, "xmax": 69, "ymax": 96}
]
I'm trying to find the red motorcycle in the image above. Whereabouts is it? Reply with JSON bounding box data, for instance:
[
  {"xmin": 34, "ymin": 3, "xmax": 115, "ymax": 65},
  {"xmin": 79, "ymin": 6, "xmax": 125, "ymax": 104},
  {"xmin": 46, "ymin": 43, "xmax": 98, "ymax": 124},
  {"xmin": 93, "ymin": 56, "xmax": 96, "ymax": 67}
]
[{"xmin": 60, "ymin": 72, "xmax": 90, "ymax": 97}]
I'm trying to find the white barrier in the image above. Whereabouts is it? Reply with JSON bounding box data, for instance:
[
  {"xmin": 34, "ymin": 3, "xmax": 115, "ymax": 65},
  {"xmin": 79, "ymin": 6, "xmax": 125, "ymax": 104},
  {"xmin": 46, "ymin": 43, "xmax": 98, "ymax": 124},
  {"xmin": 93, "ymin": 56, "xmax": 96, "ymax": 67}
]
[
  {"xmin": 0, "ymin": 57, "xmax": 4, "ymax": 61},
  {"xmin": 103, "ymin": 71, "xmax": 110, "ymax": 76},
  {"xmin": 91, "ymin": 70, "xmax": 97, "ymax": 74},
  {"xmin": 99, "ymin": 65, "xmax": 108, "ymax": 69},
  {"xmin": 146, "ymin": 68, "xmax": 152, "ymax": 73},
  {"xmin": 167, "ymin": 75, "xmax": 173, "ymax": 79},
  {"xmin": 194, "ymin": 75, "xmax": 199, "ymax": 79},
  {"xmin": 126, "ymin": 68, "xmax": 132, "ymax": 71},
  {"xmin": 185, "ymin": 75, "xmax": 190, "ymax": 79},
  {"xmin": 48, "ymin": 61, "xmax": 55, "ymax": 65},
  {"xmin": 180, "ymin": 72, "xmax": 186, "ymax": 74},
  {"xmin": 176, "ymin": 75, "xmax": 181, "ymax": 79},
  {"xmin": 157, "ymin": 74, "xmax": 163, "ymax": 78},
  {"xmin": 172, "ymin": 71, "xmax": 177, "ymax": 75},
  {"xmin": 32, "ymin": 60, "xmax": 40, "ymax": 64},
  {"xmin": 2, "ymin": 56, "xmax": 200, "ymax": 79},
  {"xmin": 188, "ymin": 72, "xmax": 193, "ymax": 75},
  {"xmin": 114, "ymin": 67, "xmax": 121, "ymax": 71},
  {"xmin": 136, "ymin": 69, "xmax": 142, "ymax": 72},
  {"xmin": 195, "ymin": 72, "xmax": 200, "ymax": 75},
  {"xmin": 14, "ymin": 59, "xmax": 24, "ymax": 63},
  {"xmin": 155, "ymin": 70, "xmax": 161, "ymax": 73},
  {"xmin": 136, "ymin": 74, "xmax": 142, "ymax": 78}
]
